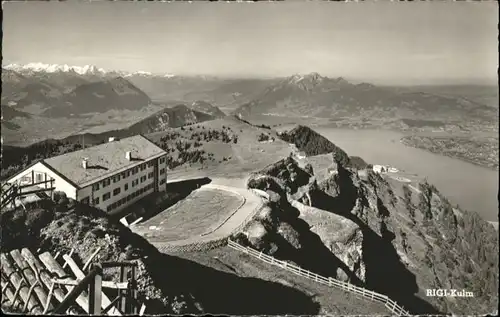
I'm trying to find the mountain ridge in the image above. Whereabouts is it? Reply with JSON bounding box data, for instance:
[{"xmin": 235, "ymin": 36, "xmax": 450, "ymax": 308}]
[
  {"xmin": 3, "ymin": 62, "xmax": 175, "ymax": 78},
  {"xmin": 232, "ymin": 72, "xmax": 496, "ymax": 123}
]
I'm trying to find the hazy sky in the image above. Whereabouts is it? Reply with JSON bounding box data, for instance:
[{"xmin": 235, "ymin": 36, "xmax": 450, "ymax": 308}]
[{"xmin": 2, "ymin": 1, "xmax": 498, "ymax": 84}]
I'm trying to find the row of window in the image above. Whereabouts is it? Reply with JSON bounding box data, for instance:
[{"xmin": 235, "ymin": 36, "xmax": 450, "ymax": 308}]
[
  {"xmin": 92, "ymin": 158, "xmax": 165, "ymax": 191},
  {"xmin": 99, "ymin": 178, "xmax": 153, "ymax": 202},
  {"xmin": 106, "ymin": 183, "xmax": 155, "ymax": 212},
  {"xmin": 87, "ymin": 176, "xmax": 166, "ymax": 206}
]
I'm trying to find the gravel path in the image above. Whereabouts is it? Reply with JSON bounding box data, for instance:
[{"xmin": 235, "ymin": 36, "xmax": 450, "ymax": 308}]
[{"xmin": 133, "ymin": 177, "xmax": 264, "ymax": 253}]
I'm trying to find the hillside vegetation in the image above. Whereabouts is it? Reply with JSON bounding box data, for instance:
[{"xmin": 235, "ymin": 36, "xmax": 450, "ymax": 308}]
[
  {"xmin": 0, "ymin": 105, "xmax": 218, "ymax": 179},
  {"xmin": 0, "ymin": 195, "xmax": 342, "ymax": 315},
  {"xmin": 278, "ymin": 125, "xmax": 351, "ymax": 166},
  {"xmin": 146, "ymin": 117, "xmax": 291, "ymax": 179},
  {"xmin": 234, "ymin": 156, "xmax": 498, "ymax": 315}
]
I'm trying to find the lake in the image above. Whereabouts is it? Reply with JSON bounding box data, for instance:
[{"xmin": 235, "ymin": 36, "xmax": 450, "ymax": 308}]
[{"xmin": 313, "ymin": 126, "xmax": 499, "ymax": 222}]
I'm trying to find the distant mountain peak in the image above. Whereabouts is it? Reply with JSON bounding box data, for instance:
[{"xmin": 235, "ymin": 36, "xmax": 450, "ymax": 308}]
[
  {"xmin": 124, "ymin": 71, "xmax": 154, "ymax": 78},
  {"xmin": 278, "ymin": 72, "xmax": 334, "ymax": 92},
  {"xmin": 288, "ymin": 72, "xmax": 326, "ymax": 85},
  {"xmin": 4, "ymin": 62, "xmax": 107, "ymax": 75},
  {"xmin": 3, "ymin": 62, "xmax": 176, "ymax": 78}
]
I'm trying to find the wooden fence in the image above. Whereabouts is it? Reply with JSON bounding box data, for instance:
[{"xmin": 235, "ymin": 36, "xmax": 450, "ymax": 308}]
[
  {"xmin": 1, "ymin": 179, "xmax": 55, "ymax": 210},
  {"xmin": 1, "ymin": 248, "xmax": 145, "ymax": 315},
  {"xmin": 227, "ymin": 239, "xmax": 410, "ymax": 316}
]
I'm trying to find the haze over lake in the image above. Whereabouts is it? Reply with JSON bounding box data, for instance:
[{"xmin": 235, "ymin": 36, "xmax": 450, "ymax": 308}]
[{"xmin": 314, "ymin": 126, "xmax": 499, "ymax": 222}]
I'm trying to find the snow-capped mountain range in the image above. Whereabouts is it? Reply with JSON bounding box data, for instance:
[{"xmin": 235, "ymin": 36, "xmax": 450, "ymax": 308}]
[{"xmin": 3, "ymin": 62, "xmax": 176, "ymax": 78}]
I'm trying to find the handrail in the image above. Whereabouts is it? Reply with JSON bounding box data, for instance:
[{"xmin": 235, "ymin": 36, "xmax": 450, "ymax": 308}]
[
  {"xmin": 51, "ymin": 264, "xmax": 102, "ymax": 315},
  {"xmin": 17, "ymin": 179, "xmax": 54, "ymax": 190},
  {"xmin": 228, "ymin": 239, "xmax": 410, "ymax": 316}
]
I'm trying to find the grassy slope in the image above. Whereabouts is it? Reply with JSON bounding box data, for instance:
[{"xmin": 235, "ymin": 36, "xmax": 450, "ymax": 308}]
[
  {"xmin": 174, "ymin": 247, "xmax": 389, "ymax": 315},
  {"xmin": 147, "ymin": 116, "xmax": 292, "ymax": 180},
  {"xmin": 1, "ymin": 199, "xmax": 346, "ymax": 315}
]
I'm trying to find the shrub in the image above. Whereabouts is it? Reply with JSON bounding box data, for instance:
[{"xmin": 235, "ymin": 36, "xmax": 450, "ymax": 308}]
[
  {"xmin": 304, "ymin": 163, "xmax": 314, "ymax": 175},
  {"xmin": 257, "ymin": 133, "xmax": 271, "ymax": 142}
]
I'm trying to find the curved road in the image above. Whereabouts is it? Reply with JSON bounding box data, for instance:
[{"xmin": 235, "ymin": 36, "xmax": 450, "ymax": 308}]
[{"xmin": 131, "ymin": 177, "xmax": 264, "ymax": 252}]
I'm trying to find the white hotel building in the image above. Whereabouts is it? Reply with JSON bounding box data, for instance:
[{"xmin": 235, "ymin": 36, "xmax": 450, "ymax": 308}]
[{"xmin": 7, "ymin": 135, "xmax": 168, "ymax": 214}]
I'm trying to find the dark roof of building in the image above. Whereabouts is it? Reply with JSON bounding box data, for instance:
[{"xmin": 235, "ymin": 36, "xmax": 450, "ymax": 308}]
[{"xmin": 43, "ymin": 135, "xmax": 166, "ymax": 187}]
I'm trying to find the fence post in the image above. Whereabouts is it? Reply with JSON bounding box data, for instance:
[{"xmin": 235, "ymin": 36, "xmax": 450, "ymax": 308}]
[
  {"xmin": 119, "ymin": 266, "xmax": 129, "ymax": 313},
  {"xmin": 130, "ymin": 265, "xmax": 138, "ymax": 315},
  {"xmin": 88, "ymin": 263, "xmax": 102, "ymax": 315}
]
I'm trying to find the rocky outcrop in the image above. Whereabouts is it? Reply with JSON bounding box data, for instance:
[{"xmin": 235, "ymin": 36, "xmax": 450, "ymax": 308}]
[
  {"xmin": 235, "ymin": 155, "xmax": 499, "ymax": 315},
  {"xmin": 290, "ymin": 199, "xmax": 365, "ymax": 282}
]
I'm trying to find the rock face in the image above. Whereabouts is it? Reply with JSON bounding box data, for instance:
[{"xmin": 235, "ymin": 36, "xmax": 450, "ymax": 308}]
[
  {"xmin": 237, "ymin": 155, "xmax": 498, "ymax": 316},
  {"xmin": 290, "ymin": 199, "xmax": 365, "ymax": 282}
]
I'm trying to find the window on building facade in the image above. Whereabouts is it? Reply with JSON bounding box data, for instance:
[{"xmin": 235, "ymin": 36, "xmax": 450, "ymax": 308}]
[
  {"xmin": 160, "ymin": 168, "xmax": 165, "ymax": 175},
  {"xmin": 113, "ymin": 188, "xmax": 121, "ymax": 196},
  {"xmin": 81, "ymin": 197, "xmax": 90, "ymax": 204},
  {"xmin": 103, "ymin": 192, "xmax": 111, "ymax": 201},
  {"xmin": 124, "ymin": 183, "xmax": 129, "ymax": 191},
  {"xmin": 102, "ymin": 179, "xmax": 111, "ymax": 187},
  {"xmin": 92, "ymin": 183, "xmax": 100, "ymax": 191},
  {"xmin": 21, "ymin": 175, "xmax": 32, "ymax": 183},
  {"xmin": 148, "ymin": 172, "xmax": 154, "ymax": 179},
  {"xmin": 93, "ymin": 197, "xmax": 100, "ymax": 205}
]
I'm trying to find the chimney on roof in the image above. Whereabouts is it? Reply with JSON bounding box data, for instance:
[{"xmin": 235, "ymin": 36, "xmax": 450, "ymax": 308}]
[
  {"xmin": 82, "ymin": 159, "xmax": 88, "ymax": 169},
  {"xmin": 125, "ymin": 151, "xmax": 132, "ymax": 161}
]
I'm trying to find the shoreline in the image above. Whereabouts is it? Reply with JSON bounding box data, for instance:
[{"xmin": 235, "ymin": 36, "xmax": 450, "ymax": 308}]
[{"xmin": 399, "ymin": 137, "xmax": 499, "ymax": 172}]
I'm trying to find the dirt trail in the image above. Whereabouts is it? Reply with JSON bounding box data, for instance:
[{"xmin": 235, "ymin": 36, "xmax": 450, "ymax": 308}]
[{"xmin": 135, "ymin": 177, "xmax": 263, "ymax": 252}]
